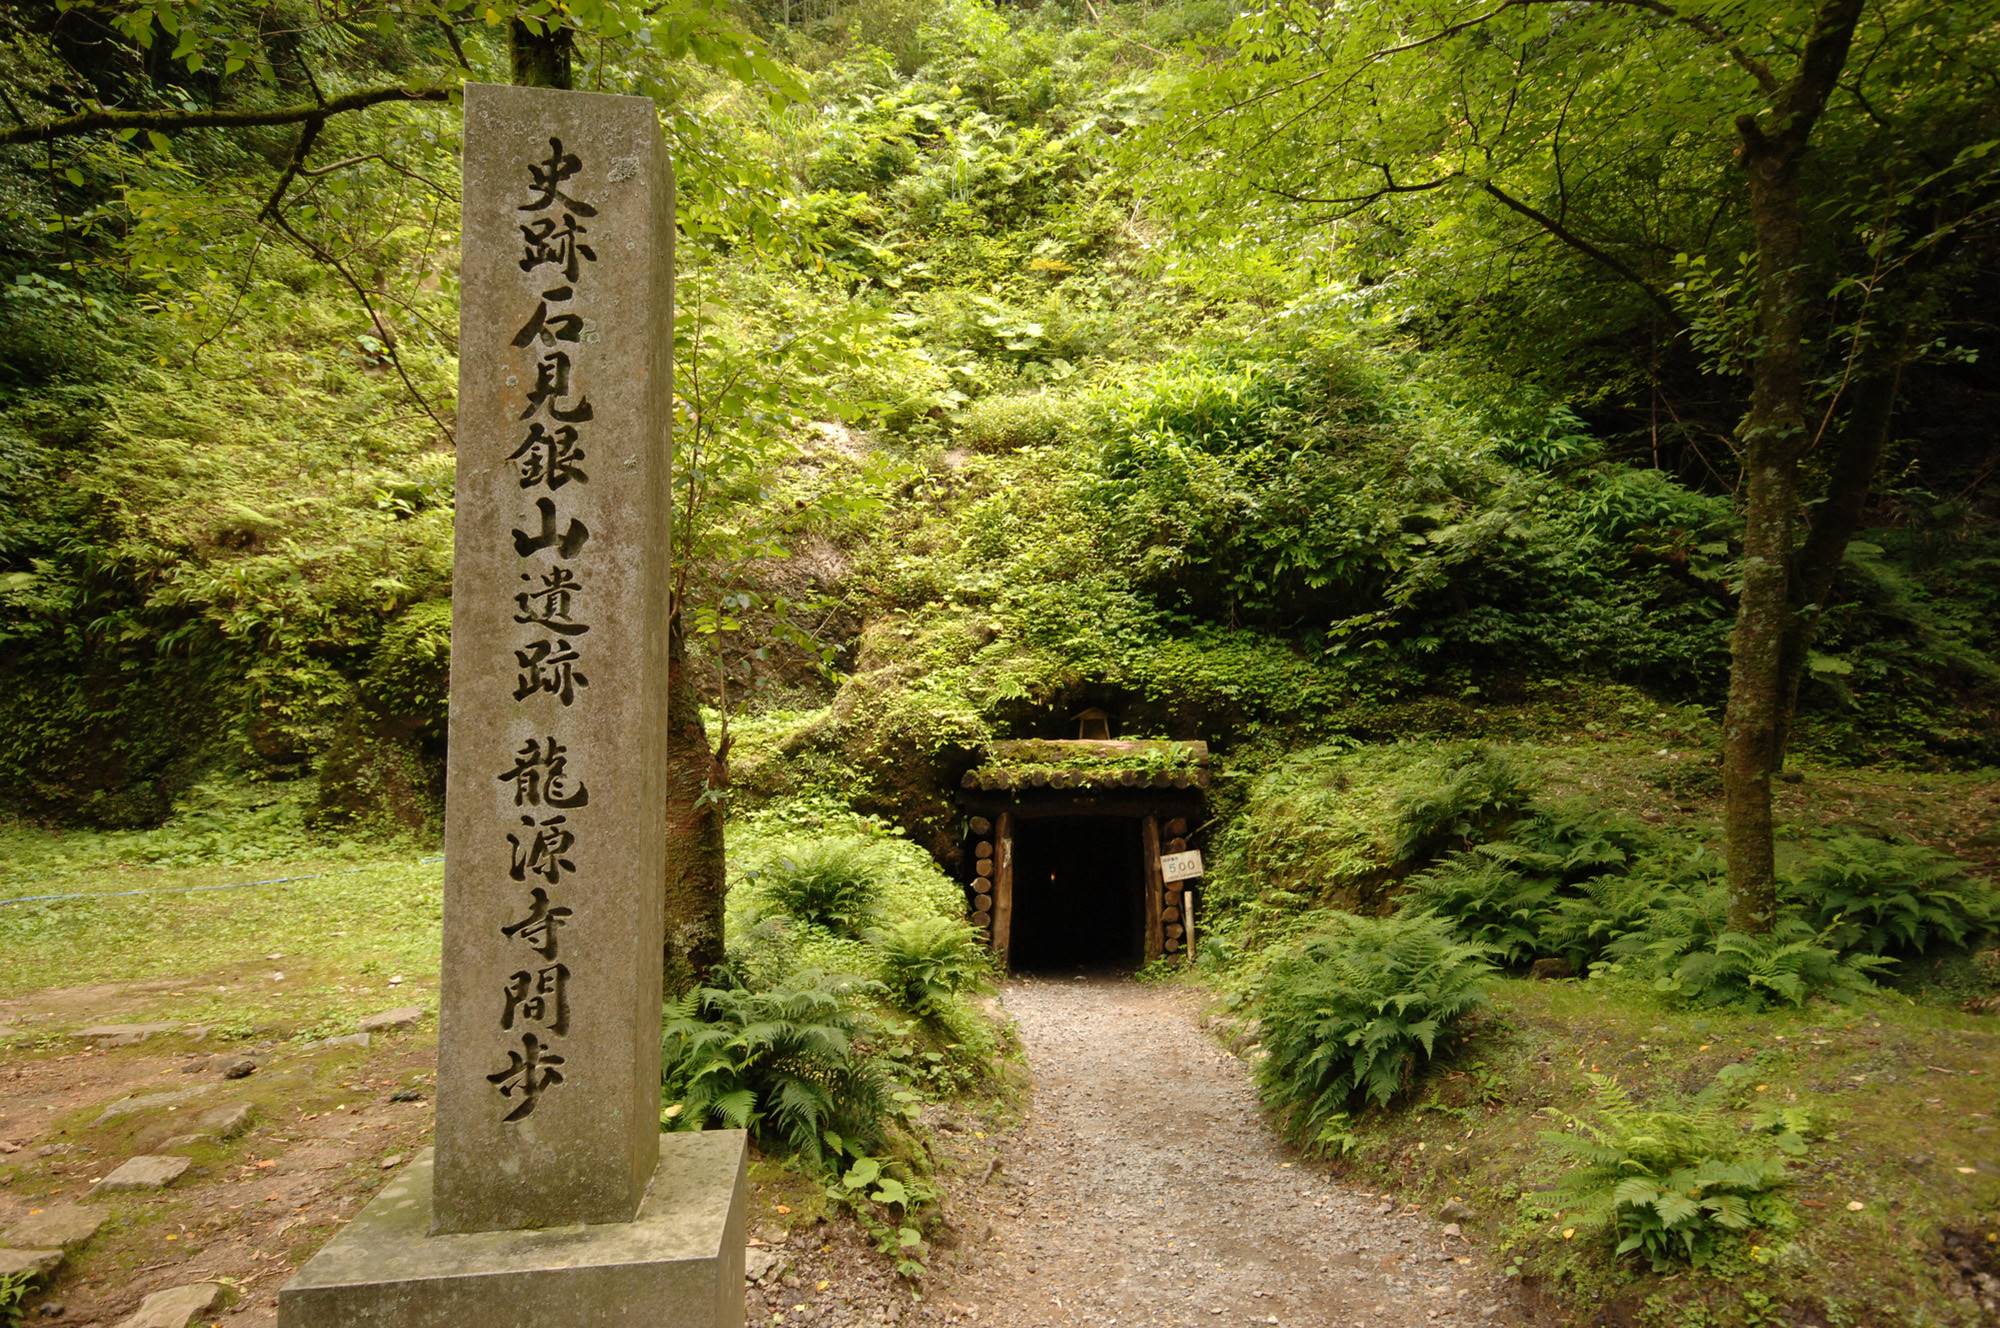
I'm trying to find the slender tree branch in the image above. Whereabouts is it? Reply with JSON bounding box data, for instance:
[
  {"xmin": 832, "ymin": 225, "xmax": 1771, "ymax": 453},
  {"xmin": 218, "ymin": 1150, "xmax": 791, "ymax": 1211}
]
[
  {"xmin": 267, "ymin": 204, "xmax": 454, "ymax": 444},
  {"xmin": 1479, "ymin": 180, "xmax": 1687, "ymax": 325},
  {"xmin": 0, "ymin": 83, "xmax": 451, "ymax": 149}
]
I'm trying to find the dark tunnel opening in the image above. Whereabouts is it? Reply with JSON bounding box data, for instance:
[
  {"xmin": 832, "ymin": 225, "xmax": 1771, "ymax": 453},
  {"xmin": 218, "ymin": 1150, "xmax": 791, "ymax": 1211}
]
[{"xmin": 1007, "ymin": 815, "xmax": 1146, "ymax": 971}]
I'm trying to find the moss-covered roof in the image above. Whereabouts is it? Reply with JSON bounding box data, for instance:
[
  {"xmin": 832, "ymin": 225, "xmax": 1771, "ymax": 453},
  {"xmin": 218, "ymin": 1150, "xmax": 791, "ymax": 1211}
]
[{"xmin": 960, "ymin": 739, "xmax": 1211, "ymax": 791}]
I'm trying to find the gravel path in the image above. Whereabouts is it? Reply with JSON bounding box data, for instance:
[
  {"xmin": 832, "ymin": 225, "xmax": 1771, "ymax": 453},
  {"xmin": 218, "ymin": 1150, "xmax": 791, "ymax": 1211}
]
[{"xmin": 924, "ymin": 976, "xmax": 1536, "ymax": 1328}]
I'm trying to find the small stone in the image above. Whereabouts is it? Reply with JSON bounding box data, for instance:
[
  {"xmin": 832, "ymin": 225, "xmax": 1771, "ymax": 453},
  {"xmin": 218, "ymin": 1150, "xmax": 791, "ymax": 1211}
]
[
  {"xmin": 93, "ymin": 1155, "xmax": 191, "ymax": 1193},
  {"xmin": 309, "ymin": 1032, "xmax": 371, "ymax": 1051},
  {"xmin": 745, "ymin": 1248, "xmax": 787, "ymax": 1284},
  {"xmin": 1529, "ymin": 957, "xmax": 1574, "ymax": 981},
  {"xmin": 218, "ymin": 1056, "xmax": 257, "ymax": 1080},
  {"xmin": 1441, "ymin": 1223, "xmax": 1462, "ymax": 1238},
  {"xmin": 93, "ymin": 1085, "xmax": 212, "ymax": 1126},
  {"xmin": 357, "ymin": 1007, "xmax": 423, "ymax": 1034},
  {"xmin": 75, "ymin": 1023, "xmax": 179, "ymax": 1048},
  {"xmin": 193, "ymin": 1103, "xmax": 254, "ymax": 1140},
  {"xmin": 388, "ymin": 1088, "xmax": 425, "ymax": 1104},
  {"xmin": 0, "ymin": 1248, "xmax": 63, "ymax": 1285},
  {"xmin": 380, "ymin": 1154, "xmax": 404, "ymax": 1170},
  {"xmin": 36, "ymin": 1302, "xmax": 63, "ymax": 1317},
  {"xmin": 110, "ymin": 1282, "xmax": 222, "ymax": 1328},
  {"xmin": 5, "ymin": 1204, "xmax": 104, "ymax": 1252},
  {"xmin": 1437, "ymin": 1200, "xmax": 1475, "ymax": 1224}
]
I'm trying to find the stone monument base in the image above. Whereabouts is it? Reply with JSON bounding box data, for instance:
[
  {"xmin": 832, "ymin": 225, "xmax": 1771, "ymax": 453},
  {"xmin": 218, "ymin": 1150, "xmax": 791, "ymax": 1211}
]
[{"xmin": 278, "ymin": 1131, "xmax": 747, "ymax": 1328}]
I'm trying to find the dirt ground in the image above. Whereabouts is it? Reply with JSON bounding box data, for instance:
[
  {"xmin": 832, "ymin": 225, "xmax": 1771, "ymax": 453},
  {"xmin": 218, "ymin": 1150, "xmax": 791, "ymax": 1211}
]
[
  {"xmin": 749, "ymin": 977, "xmax": 1539, "ymax": 1328},
  {"xmin": 4, "ymin": 976, "xmax": 1538, "ymax": 1327}
]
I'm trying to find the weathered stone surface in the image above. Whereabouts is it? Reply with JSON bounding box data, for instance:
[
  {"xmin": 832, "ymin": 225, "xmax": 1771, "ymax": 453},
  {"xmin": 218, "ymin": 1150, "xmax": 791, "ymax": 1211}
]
[
  {"xmin": 76, "ymin": 1023, "xmax": 179, "ymax": 1047},
  {"xmin": 195, "ymin": 1102, "xmax": 254, "ymax": 1140},
  {"xmin": 0, "ymin": 1247, "xmax": 63, "ymax": 1284},
  {"xmin": 307, "ymin": 1032, "xmax": 370, "ymax": 1051},
  {"xmin": 93, "ymin": 1085, "xmax": 212, "ymax": 1126},
  {"xmin": 5, "ymin": 1203, "xmax": 104, "ymax": 1251},
  {"xmin": 93, "ymin": 1155, "xmax": 191, "ymax": 1193},
  {"xmin": 110, "ymin": 1282, "xmax": 222, "ymax": 1328},
  {"xmin": 218, "ymin": 1055, "xmax": 258, "ymax": 1079},
  {"xmin": 278, "ymin": 1134, "xmax": 746, "ymax": 1328},
  {"xmin": 434, "ymin": 82, "xmax": 674, "ymax": 1238},
  {"xmin": 357, "ymin": 1007, "xmax": 423, "ymax": 1034},
  {"xmin": 1529, "ymin": 956, "xmax": 1575, "ymax": 981}
]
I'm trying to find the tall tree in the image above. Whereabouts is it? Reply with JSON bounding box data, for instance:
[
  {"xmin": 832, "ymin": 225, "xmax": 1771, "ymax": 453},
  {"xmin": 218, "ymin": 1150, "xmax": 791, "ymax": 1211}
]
[{"xmin": 1148, "ymin": 0, "xmax": 2000, "ymax": 928}]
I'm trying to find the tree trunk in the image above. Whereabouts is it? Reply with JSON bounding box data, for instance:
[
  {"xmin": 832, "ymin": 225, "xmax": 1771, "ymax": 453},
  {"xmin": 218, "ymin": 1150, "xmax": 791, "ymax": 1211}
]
[
  {"xmin": 1772, "ymin": 361, "xmax": 1903, "ymax": 766},
  {"xmin": 1720, "ymin": 0, "xmax": 1865, "ymax": 933},
  {"xmin": 509, "ymin": 20, "xmax": 574, "ymax": 89},
  {"xmin": 663, "ymin": 610, "xmax": 727, "ymax": 997}
]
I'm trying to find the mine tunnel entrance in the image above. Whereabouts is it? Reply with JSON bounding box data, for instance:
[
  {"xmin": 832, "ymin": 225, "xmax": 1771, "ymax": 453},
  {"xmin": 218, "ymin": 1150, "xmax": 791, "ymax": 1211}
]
[{"xmin": 1008, "ymin": 816, "xmax": 1147, "ymax": 971}]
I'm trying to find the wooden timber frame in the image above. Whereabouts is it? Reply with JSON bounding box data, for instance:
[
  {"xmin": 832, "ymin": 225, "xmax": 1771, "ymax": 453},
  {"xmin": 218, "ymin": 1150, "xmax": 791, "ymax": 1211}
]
[{"xmin": 960, "ymin": 784, "xmax": 1207, "ymax": 969}]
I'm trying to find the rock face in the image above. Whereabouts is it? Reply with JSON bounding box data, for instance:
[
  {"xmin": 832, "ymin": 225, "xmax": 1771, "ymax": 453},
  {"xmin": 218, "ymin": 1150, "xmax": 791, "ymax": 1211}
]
[
  {"xmin": 4, "ymin": 1204, "xmax": 104, "ymax": 1251},
  {"xmin": 93, "ymin": 1155, "xmax": 191, "ymax": 1193},
  {"xmin": 356, "ymin": 1007, "xmax": 423, "ymax": 1034},
  {"xmin": 0, "ymin": 1247, "xmax": 63, "ymax": 1284},
  {"xmin": 196, "ymin": 1102, "xmax": 254, "ymax": 1139},
  {"xmin": 111, "ymin": 1283, "xmax": 223, "ymax": 1328},
  {"xmin": 76, "ymin": 1023, "xmax": 181, "ymax": 1047},
  {"xmin": 93, "ymin": 1085, "xmax": 213, "ymax": 1126}
]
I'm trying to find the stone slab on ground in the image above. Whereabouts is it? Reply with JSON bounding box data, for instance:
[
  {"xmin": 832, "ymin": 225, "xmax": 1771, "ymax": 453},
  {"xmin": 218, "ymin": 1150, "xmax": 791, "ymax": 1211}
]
[
  {"xmin": 93, "ymin": 1155, "xmax": 190, "ymax": 1193},
  {"xmin": 94, "ymin": 1085, "xmax": 213, "ymax": 1126},
  {"xmin": 5, "ymin": 1203, "xmax": 104, "ymax": 1251},
  {"xmin": 0, "ymin": 1247, "xmax": 63, "ymax": 1284},
  {"xmin": 277, "ymin": 1131, "xmax": 747, "ymax": 1328},
  {"xmin": 357, "ymin": 1007, "xmax": 423, "ymax": 1034},
  {"xmin": 194, "ymin": 1102, "xmax": 254, "ymax": 1139},
  {"xmin": 111, "ymin": 1282, "xmax": 222, "ymax": 1328},
  {"xmin": 76, "ymin": 1023, "xmax": 181, "ymax": 1047}
]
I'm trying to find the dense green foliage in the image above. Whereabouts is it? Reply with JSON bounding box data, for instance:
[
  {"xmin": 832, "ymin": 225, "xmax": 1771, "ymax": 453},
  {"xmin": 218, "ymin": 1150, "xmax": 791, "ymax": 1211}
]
[
  {"xmin": 1542, "ymin": 1076, "xmax": 1793, "ymax": 1271},
  {"xmin": 662, "ymin": 969, "xmax": 892, "ymax": 1165},
  {"xmin": 1254, "ymin": 912, "xmax": 1491, "ymax": 1137}
]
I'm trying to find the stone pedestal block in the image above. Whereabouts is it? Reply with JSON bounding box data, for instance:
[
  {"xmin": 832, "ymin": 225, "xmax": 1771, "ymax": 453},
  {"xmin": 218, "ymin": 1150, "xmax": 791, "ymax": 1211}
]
[{"xmin": 279, "ymin": 1131, "xmax": 746, "ymax": 1328}]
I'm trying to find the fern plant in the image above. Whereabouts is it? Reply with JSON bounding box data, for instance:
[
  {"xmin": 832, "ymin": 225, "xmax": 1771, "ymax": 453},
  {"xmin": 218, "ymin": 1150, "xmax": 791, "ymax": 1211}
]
[
  {"xmin": 1255, "ymin": 912, "xmax": 1491, "ymax": 1145},
  {"xmin": 1544, "ymin": 846, "xmax": 1722, "ymax": 971},
  {"xmin": 1543, "ymin": 1075, "xmax": 1791, "ymax": 1270},
  {"xmin": 661, "ymin": 970, "xmax": 891, "ymax": 1169},
  {"xmin": 1389, "ymin": 746, "xmax": 1532, "ymax": 862},
  {"xmin": 750, "ymin": 836, "xmax": 886, "ymax": 936},
  {"xmin": 1783, "ymin": 834, "xmax": 1997, "ymax": 959},
  {"xmin": 870, "ymin": 913, "xmax": 991, "ymax": 1018},
  {"xmin": 1653, "ymin": 918, "xmax": 1891, "ymax": 1011},
  {"xmin": 1402, "ymin": 852, "xmax": 1559, "ymax": 967},
  {"xmin": 0, "ymin": 1270, "xmax": 29, "ymax": 1328},
  {"xmin": 1402, "ymin": 801, "xmax": 1661, "ymax": 969}
]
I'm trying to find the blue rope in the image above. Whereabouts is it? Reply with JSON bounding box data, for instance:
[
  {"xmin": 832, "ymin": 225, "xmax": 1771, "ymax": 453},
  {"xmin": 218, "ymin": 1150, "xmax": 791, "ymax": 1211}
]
[{"xmin": 0, "ymin": 855, "xmax": 444, "ymax": 908}]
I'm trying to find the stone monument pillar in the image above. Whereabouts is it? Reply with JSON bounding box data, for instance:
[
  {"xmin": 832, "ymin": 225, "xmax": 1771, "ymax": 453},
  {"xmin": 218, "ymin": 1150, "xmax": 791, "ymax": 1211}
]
[{"xmin": 278, "ymin": 83, "xmax": 746, "ymax": 1328}]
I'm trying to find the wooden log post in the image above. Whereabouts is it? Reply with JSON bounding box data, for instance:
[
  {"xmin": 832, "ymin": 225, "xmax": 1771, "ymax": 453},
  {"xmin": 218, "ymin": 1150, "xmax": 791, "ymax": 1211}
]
[
  {"xmin": 993, "ymin": 812, "xmax": 1014, "ymax": 967},
  {"xmin": 1141, "ymin": 814, "xmax": 1165, "ymax": 963}
]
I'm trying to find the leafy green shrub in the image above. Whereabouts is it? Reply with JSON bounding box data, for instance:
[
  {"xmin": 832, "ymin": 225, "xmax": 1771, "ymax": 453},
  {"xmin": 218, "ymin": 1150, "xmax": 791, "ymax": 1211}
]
[
  {"xmin": 1783, "ymin": 834, "xmax": 1997, "ymax": 959},
  {"xmin": 0, "ymin": 1269, "xmax": 30, "ymax": 1328},
  {"xmin": 750, "ymin": 836, "xmax": 887, "ymax": 935},
  {"xmin": 1646, "ymin": 917, "xmax": 1891, "ymax": 1011},
  {"xmin": 1402, "ymin": 854, "xmax": 1559, "ymax": 967},
  {"xmin": 1389, "ymin": 746, "xmax": 1534, "ymax": 862},
  {"xmin": 1543, "ymin": 1075, "xmax": 1791, "ymax": 1270},
  {"xmin": 1401, "ymin": 800, "xmax": 1659, "ymax": 967},
  {"xmin": 870, "ymin": 913, "xmax": 990, "ymax": 1017},
  {"xmin": 661, "ymin": 970, "xmax": 890, "ymax": 1169},
  {"xmin": 1255, "ymin": 912, "xmax": 1491, "ymax": 1145}
]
